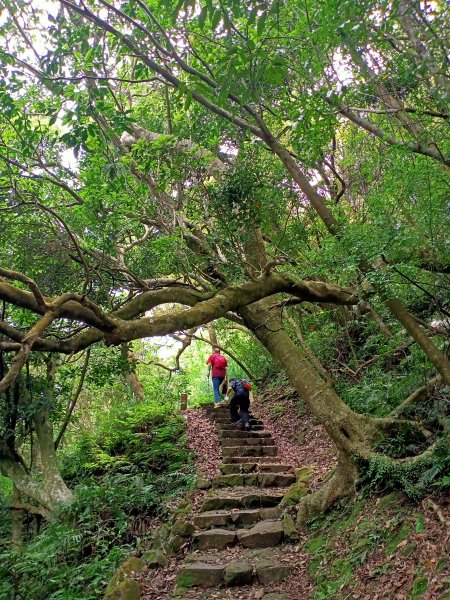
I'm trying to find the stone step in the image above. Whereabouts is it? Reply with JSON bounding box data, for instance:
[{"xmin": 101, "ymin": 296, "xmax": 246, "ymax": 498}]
[
  {"xmin": 177, "ymin": 562, "xmax": 225, "ymax": 588},
  {"xmin": 221, "ymin": 437, "xmax": 275, "ymax": 447},
  {"xmin": 194, "ymin": 507, "xmax": 280, "ymax": 529},
  {"xmin": 217, "ymin": 423, "xmax": 264, "ymax": 431},
  {"xmin": 213, "ymin": 473, "xmax": 296, "ymax": 488},
  {"xmin": 194, "ymin": 507, "xmax": 282, "ymax": 529},
  {"xmin": 237, "ymin": 519, "xmax": 284, "ymax": 549},
  {"xmin": 215, "ymin": 418, "xmax": 263, "ymax": 425},
  {"xmin": 220, "ymin": 430, "xmax": 272, "ymax": 439},
  {"xmin": 193, "ymin": 520, "xmax": 284, "ymax": 551},
  {"xmin": 222, "ymin": 445, "xmax": 277, "ymax": 457},
  {"xmin": 220, "ymin": 463, "xmax": 292, "ymax": 474},
  {"xmin": 178, "ymin": 548, "xmax": 292, "ymax": 588},
  {"xmin": 222, "ymin": 456, "xmax": 281, "ymax": 464},
  {"xmin": 200, "ymin": 488, "xmax": 285, "ymax": 512},
  {"xmin": 194, "ymin": 528, "xmax": 237, "ymax": 550}
]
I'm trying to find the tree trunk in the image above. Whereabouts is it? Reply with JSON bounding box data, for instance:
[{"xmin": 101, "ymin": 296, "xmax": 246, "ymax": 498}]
[
  {"xmin": 296, "ymin": 451, "xmax": 358, "ymax": 526},
  {"xmin": 240, "ymin": 299, "xmax": 368, "ymax": 516},
  {"xmin": 11, "ymin": 484, "xmax": 24, "ymax": 547},
  {"xmin": 0, "ymin": 409, "xmax": 73, "ymax": 518},
  {"xmin": 121, "ymin": 343, "xmax": 145, "ymax": 401},
  {"xmin": 264, "ymin": 134, "xmax": 450, "ymax": 384},
  {"xmin": 240, "ymin": 299, "xmax": 371, "ymax": 455}
]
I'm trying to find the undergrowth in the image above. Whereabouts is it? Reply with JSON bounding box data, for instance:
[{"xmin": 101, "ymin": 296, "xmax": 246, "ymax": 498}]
[{"xmin": 0, "ymin": 401, "xmax": 194, "ymax": 600}]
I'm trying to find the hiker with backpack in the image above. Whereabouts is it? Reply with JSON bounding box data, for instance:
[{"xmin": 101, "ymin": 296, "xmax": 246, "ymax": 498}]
[
  {"xmin": 206, "ymin": 348, "xmax": 228, "ymax": 405},
  {"xmin": 225, "ymin": 378, "xmax": 253, "ymax": 431}
]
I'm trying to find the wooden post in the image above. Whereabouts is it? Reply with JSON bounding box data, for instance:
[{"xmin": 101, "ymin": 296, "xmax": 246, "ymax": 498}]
[{"xmin": 180, "ymin": 392, "xmax": 187, "ymax": 411}]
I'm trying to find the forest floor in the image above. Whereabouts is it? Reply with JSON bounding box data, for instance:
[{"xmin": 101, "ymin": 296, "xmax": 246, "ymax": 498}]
[{"xmin": 138, "ymin": 387, "xmax": 450, "ymax": 599}]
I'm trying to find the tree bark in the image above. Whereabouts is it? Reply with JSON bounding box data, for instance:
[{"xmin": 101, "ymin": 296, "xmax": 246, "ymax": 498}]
[{"xmin": 240, "ymin": 299, "xmax": 371, "ymax": 455}]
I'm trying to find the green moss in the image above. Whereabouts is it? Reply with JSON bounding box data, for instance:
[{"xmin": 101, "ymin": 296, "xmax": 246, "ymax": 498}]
[
  {"xmin": 306, "ymin": 533, "xmax": 327, "ymax": 553},
  {"xmin": 329, "ymin": 499, "xmax": 365, "ymax": 531},
  {"xmin": 436, "ymin": 557, "xmax": 449, "ymax": 572},
  {"xmin": 330, "ymin": 559, "xmax": 352, "ymax": 580},
  {"xmin": 308, "ymin": 557, "xmax": 322, "ymax": 576},
  {"xmin": 384, "ymin": 522, "xmax": 412, "ymax": 556},
  {"xmin": 377, "ymin": 492, "xmax": 404, "ymax": 509},
  {"xmin": 282, "ymin": 482, "xmax": 307, "ymax": 506},
  {"xmin": 402, "ymin": 542, "xmax": 417, "ymax": 557},
  {"xmin": 410, "ymin": 574, "xmax": 428, "ymax": 599},
  {"xmin": 175, "ymin": 570, "xmax": 195, "ymax": 588}
]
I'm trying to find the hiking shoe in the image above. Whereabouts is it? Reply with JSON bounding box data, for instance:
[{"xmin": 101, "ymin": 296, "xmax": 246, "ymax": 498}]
[{"xmin": 244, "ymin": 423, "xmax": 250, "ymax": 431}]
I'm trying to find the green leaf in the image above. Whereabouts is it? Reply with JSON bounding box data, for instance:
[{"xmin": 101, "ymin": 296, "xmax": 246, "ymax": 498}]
[
  {"xmin": 184, "ymin": 89, "xmax": 192, "ymax": 111},
  {"xmin": 257, "ymin": 12, "xmax": 267, "ymax": 36},
  {"xmin": 198, "ymin": 6, "xmax": 208, "ymax": 28},
  {"xmin": 211, "ymin": 8, "xmax": 221, "ymax": 30}
]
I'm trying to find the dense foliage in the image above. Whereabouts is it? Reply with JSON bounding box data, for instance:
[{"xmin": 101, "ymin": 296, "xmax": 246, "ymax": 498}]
[
  {"xmin": 0, "ymin": 393, "xmax": 194, "ymax": 600},
  {"xmin": 0, "ymin": 0, "xmax": 448, "ymax": 596}
]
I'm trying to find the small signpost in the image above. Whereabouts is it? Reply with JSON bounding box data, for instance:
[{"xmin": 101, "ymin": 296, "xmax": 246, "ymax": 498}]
[{"xmin": 180, "ymin": 392, "xmax": 187, "ymax": 411}]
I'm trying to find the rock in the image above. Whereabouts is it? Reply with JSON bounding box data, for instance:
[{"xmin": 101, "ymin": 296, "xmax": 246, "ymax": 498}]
[
  {"xmin": 259, "ymin": 464, "xmax": 291, "ymax": 473},
  {"xmin": 151, "ymin": 524, "xmax": 171, "ymax": 551},
  {"xmin": 142, "ymin": 549, "xmax": 168, "ymax": 568},
  {"xmin": 194, "ymin": 510, "xmax": 231, "ymax": 529},
  {"xmin": 282, "ymin": 513, "xmax": 299, "ymax": 542},
  {"xmin": 197, "ymin": 477, "xmax": 212, "ymax": 490},
  {"xmin": 230, "ymin": 509, "xmax": 260, "ymax": 527},
  {"xmin": 259, "ymin": 506, "xmax": 282, "ymax": 520},
  {"xmin": 171, "ymin": 519, "xmax": 195, "ymax": 537},
  {"xmin": 262, "ymin": 594, "xmax": 289, "ymax": 600},
  {"xmin": 258, "ymin": 473, "xmax": 296, "ymax": 488},
  {"xmin": 194, "ymin": 528, "xmax": 237, "ymax": 550},
  {"xmin": 220, "ymin": 463, "xmax": 256, "ymax": 474},
  {"xmin": 237, "ymin": 520, "xmax": 284, "ymax": 549},
  {"xmin": 104, "ymin": 578, "xmax": 140, "ymax": 600},
  {"xmin": 213, "ymin": 474, "xmax": 245, "ymax": 487},
  {"xmin": 176, "ymin": 563, "xmax": 225, "ymax": 588},
  {"xmin": 294, "ymin": 466, "xmax": 313, "ymax": 483},
  {"xmin": 281, "ymin": 482, "xmax": 308, "ymax": 506},
  {"xmin": 201, "ymin": 491, "xmax": 284, "ymax": 512},
  {"xmin": 104, "ymin": 557, "xmax": 145, "ymax": 600},
  {"xmin": 256, "ymin": 559, "xmax": 292, "ymax": 584},
  {"xmin": 297, "ymin": 430, "xmax": 306, "ymax": 445},
  {"xmin": 167, "ymin": 534, "xmax": 184, "ymax": 554},
  {"xmin": 175, "ymin": 499, "xmax": 193, "ymax": 515},
  {"xmin": 224, "ymin": 559, "xmax": 253, "ymax": 586}
]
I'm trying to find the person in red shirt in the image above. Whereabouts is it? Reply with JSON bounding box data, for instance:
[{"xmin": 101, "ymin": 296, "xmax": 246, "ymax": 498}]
[{"xmin": 206, "ymin": 348, "xmax": 228, "ymax": 405}]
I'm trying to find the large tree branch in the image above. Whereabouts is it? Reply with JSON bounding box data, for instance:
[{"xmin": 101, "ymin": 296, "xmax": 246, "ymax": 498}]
[
  {"xmin": 0, "ymin": 274, "xmax": 357, "ymax": 355},
  {"xmin": 330, "ymin": 101, "xmax": 449, "ymax": 166}
]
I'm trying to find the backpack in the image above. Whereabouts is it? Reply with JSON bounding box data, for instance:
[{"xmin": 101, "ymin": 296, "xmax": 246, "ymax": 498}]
[
  {"xmin": 214, "ymin": 354, "xmax": 227, "ymax": 369},
  {"xmin": 232, "ymin": 379, "xmax": 252, "ymax": 397}
]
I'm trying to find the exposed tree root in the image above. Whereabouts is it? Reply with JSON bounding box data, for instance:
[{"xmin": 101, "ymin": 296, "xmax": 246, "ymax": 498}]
[{"xmin": 296, "ymin": 453, "xmax": 357, "ymax": 526}]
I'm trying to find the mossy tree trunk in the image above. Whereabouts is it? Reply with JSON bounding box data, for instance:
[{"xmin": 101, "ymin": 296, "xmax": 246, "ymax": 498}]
[
  {"xmin": 0, "ymin": 410, "xmax": 73, "ymax": 518},
  {"xmin": 240, "ymin": 297, "xmax": 433, "ymax": 519}
]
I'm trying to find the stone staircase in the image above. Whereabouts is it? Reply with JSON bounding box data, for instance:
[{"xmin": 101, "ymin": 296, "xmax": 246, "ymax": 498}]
[{"xmin": 176, "ymin": 403, "xmax": 297, "ymax": 598}]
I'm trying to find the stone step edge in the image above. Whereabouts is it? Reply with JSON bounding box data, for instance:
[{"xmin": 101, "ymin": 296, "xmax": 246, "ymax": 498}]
[
  {"xmin": 192, "ymin": 519, "xmax": 285, "ymax": 551},
  {"xmin": 177, "ymin": 559, "xmax": 292, "ymax": 588},
  {"xmin": 212, "ymin": 473, "xmax": 295, "ymax": 488},
  {"xmin": 193, "ymin": 506, "xmax": 282, "ymax": 529},
  {"xmin": 219, "ymin": 463, "xmax": 292, "ymax": 474}
]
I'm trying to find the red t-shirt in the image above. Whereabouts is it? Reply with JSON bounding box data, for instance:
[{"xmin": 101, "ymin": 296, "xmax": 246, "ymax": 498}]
[{"xmin": 207, "ymin": 353, "xmax": 227, "ymax": 378}]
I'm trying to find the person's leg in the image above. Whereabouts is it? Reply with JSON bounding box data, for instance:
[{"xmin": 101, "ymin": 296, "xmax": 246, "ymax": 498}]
[
  {"xmin": 212, "ymin": 377, "xmax": 223, "ymax": 404},
  {"xmin": 229, "ymin": 397, "xmax": 240, "ymax": 422},
  {"xmin": 238, "ymin": 398, "xmax": 250, "ymax": 430}
]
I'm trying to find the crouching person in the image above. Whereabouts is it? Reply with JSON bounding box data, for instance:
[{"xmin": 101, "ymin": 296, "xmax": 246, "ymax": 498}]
[{"xmin": 225, "ymin": 378, "xmax": 253, "ymax": 431}]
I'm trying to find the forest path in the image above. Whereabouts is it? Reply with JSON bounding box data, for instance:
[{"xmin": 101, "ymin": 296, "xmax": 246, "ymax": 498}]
[{"xmin": 173, "ymin": 402, "xmax": 311, "ymax": 599}]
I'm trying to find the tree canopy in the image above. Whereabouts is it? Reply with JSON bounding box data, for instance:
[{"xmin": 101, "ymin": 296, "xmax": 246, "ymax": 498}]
[{"xmin": 0, "ymin": 0, "xmax": 449, "ymax": 517}]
